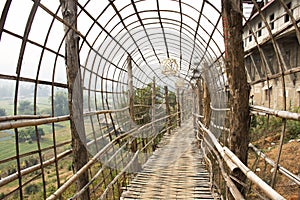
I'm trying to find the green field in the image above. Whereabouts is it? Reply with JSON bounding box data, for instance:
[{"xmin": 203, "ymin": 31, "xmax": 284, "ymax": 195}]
[
  {"xmin": 0, "ymin": 96, "xmax": 51, "ymax": 116},
  {"xmin": 0, "ymin": 122, "xmax": 71, "ymax": 161}
]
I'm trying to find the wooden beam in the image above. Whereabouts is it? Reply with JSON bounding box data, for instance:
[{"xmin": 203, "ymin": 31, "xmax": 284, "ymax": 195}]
[
  {"xmin": 60, "ymin": 0, "xmax": 89, "ymax": 199},
  {"xmin": 222, "ymin": 0, "xmax": 250, "ymax": 194}
]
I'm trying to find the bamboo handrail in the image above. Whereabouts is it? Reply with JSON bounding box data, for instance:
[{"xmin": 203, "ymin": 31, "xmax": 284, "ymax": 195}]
[
  {"xmin": 0, "ymin": 107, "xmax": 130, "ymax": 130},
  {"xmin": 0, "ymin": 115, "xmax": 51, "ymax": 122},
  {"xmin": 192, "ymin": 112, "xmax": 204, "ymax": 118},
  {"xmin": 0, "ymin": 149, "xmax": 72, "ymax": 187},
  {"xmin": 0, "ymin": 115, "xmax": 70, "ymax": 130},
  {"xmin": 249, "ymin": 143, "xmax": 300, "ymax": 186},
  {"xmin": 210, "ymin": 104, "xmax": 230, "ymax": 111},
  {"xmin": 46, "ymin": 133, "xmax": 127, "ymax": 200},
  {"xmin": 99, "ymin": 151, "xmax": 139, "ymax": 199},
  {"xmin": 197, "ymin": 131, "xmax": 244, "ymax": 200},
  {"xmin": 224, "ymin": 147, "xmax": 285, "ymax": 200},
  {"xmin": 250, "ymin": 105, "xmax": 300, "ymax": 121},
  {"xmin": 197, "ymin": 119, "xmax": 286, "ymax": 200},
  {"xmin": 82, "ymin": 107, "xmax": 129, "ymax": 117},
  {"xmin": 46, "ymin": 113, "xmax": 176, "ymax": 199}
]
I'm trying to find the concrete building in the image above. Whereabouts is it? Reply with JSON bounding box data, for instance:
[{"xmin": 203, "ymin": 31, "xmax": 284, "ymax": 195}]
[{"xmin": 242, "ymin": 0, "xmax": 300, "ymax": 110}]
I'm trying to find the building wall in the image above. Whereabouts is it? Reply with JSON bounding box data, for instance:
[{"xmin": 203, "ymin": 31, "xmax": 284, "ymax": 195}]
[
  {"xmin": 244, "ymin": 0, "xmax": 300, "ymax": 110},
  {"xmin": 252, "ymin": 74, "xmax": 300, "ymax": 110},
  {"xmin": 243, "ymin": 0, "xmax": 300, "ymax": 51}
]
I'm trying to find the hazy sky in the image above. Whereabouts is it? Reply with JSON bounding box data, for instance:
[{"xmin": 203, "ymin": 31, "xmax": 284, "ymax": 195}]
[{"xmin": 0, "ymin": 1, "xmax": 252, "ymax": 90}]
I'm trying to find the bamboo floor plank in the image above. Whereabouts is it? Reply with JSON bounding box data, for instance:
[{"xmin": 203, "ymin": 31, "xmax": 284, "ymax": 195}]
[{"xmin": 121, "ymin": 121, "xmax": 219, "ymax": 199}]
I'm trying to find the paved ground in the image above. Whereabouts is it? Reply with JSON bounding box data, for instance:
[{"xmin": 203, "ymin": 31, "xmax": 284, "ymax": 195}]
[{"xmin": 121, "ymin": 121, "xmax": 218, "ymax": 200}]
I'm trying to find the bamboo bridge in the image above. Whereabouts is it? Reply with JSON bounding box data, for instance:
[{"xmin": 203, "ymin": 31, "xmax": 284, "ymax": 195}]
[{"xmin": 0, "ymin": 0, "xmax": 300, "ymax": 199}]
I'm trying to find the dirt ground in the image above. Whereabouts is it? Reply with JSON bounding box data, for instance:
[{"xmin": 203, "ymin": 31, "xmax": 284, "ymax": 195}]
[{"xmin": 249, "ymin": 138, "xmax": 300, "ymax": 200}]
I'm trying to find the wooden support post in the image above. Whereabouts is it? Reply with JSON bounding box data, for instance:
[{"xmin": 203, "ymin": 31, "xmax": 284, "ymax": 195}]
[
  {"xmin": 127, "ymin": 55, "xmax": 134, "ymax": 121},
  {"xmin": 176, "ymin": 88, "xmax": 181, "ymax": 127},
  {"xmin": 61, "ymin": 0, "xmax": 90, "ymax": 199},
  {"xmin": 196, "ymin": 79, "xmax": 203, "ymax": 120},
  {"xmin": 181, "ymin": 90, "xmax": 184, "ymax": 121},
  {"xmin": 152, "ymin": 77, "xmax": 156, "ymax": 134},
  {"xmin": 127, "ymin": 55, "xmax": 139, "ymax": 171},
  {"xmin": 222, "ymin": 0, "xmax": 250, "ymax": 194},
  {"xmin": 203, "ymin": 81, "xmax": 211, "ymax": 128},
  {"xmin": 164, "ymin": 86, "xmax": 171, "ymax": 134}
]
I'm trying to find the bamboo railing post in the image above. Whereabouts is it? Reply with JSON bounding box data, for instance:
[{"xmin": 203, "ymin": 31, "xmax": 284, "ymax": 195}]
[
  {"xmin": 176, "ymin": 88, "xmax": 181, "ymax": 127},
  {"xmin": 152, "ymin": 77, "xmax": 156, "ymax": 135},
  {"xmin": 127, "ymin": 54, "xmax": 139, "ymax": 171},
  {"xmin": 203, "ymin": 80, "xmax": 211, "ymax": 128},
  {"xmin": 164, "ymin": 86, "xmax": 171, "ymax": 134},
  {"xmin": 196, "ymin": 79, "xmax": 203, "ymax": 122},
  {"xmin": 60, "ymin": 1, "xmax": 89, "ymax": 199}
]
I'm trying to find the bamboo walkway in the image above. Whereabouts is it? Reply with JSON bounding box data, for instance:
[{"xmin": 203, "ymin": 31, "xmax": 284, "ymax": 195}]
[{"xmin": 121, "ymin": 121, "xmax": 218, "ymax": 199}]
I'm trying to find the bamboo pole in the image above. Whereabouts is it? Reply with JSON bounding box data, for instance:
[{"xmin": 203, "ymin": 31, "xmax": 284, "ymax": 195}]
[
  {"xmin": 197, "ymin": 131, "xmax": 244, "ymax": 200},
  {"xmin": 0, "ymin": 114, "xmax": 50, "ymax": 122},
  {"xmin": 99, "ymin": 151, "xmax": 139, "ymax": 199},
  {"xmin": 46, "ymin": 113, "xmax": 176, "ymax": 199},
  {"xmin": 176, "ymin": 88, "xmax": 181, "ymax": 127},
  {"xmin": 197, "ymin": 119, "xmax": 285, "ymax": 200},
  {"xmin": 249, "ymin": 143, "xmax": 300, "ymax": 186},
  {"xmin": 197, "ymin": 121, "xmax": 238, "ymax": 172},
  {"xmin": 0, "ymin": 115, "xmax": 70, "ymax": 131},
  {"xmin": 0, "ymin": 108, "xmax": 128, "ymax": 131},
  {"xmin": 164, "ymin": 86, "xmax": 171, "ymax": 134},
  {"xmin": 224, "ymin": 148, "xmax": 285, "ymax": 200},
  {"xmin": 152, "ymin": 77, "xmax": 156, "ymax": 135},
  {"xmin": 0, "ymin": 150, "xmax": 72, "ymax": 187},
  {"xmin": 46, "ymin": 133, "xmax": 127, "ymax": 200},
  {"xmin": 250, "ymin": 105, "xmax": 300, "ymax": 121}
]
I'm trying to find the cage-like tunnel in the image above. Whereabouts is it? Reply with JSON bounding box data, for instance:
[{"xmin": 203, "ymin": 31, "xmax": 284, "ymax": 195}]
[{"xmin": 0, "ymin": 0, "xmax": 300, "ymax": 199}]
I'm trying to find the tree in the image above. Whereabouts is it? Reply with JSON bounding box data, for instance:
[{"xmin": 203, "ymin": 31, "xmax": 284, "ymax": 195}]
[
  {"xmin": 19, "ymin": 127, "xmax": 45, "ymax": 142},
  {"xmin": 168, "ymin": 91, "xmax": 177, "ymax": 110},
  {"xmin": 0, "ymin": 108, "xmax": 6, "ymax": 116},
  {"xmin": 134, "ymin": 85, "xmax": 152, "ymax": 125},
  {"xmin": 53, "ymin": 90, "xmax": 69, "ymax": 116},
  {"xmin": 18, "ymin": 100, "xmax": 33, "ymax": 115},
  {"xmin": 222, "ymin": 0, "xmax": 250, "ymax": 195}
]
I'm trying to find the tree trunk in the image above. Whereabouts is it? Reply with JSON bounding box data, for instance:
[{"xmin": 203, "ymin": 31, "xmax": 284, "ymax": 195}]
[
  {"xmin": 203, "ymin": 81, "xmax": 211, "ymax": 128},
  {"xmin": 164, "ymin": 86, "xmax": 171, "ymax": 134},
  {"xmin": 61, "ymin": 1, "xmax": 90, "ymax": 199},
  {"xmin": 127, "ymin": 55, "xmax": 135, "ymax": 122},
  {"xmin": 222, "ymin": 0, "xmax": 250, "ymax": 194},
  {"xmin": 176, "ymin": 88, "xmax": 181, "ymax": 127}
]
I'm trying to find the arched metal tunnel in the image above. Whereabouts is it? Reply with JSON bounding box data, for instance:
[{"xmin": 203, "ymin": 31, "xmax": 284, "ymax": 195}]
[{"xmin": 0, "ymin": 0, "xmax": 300, "ymax": 199}]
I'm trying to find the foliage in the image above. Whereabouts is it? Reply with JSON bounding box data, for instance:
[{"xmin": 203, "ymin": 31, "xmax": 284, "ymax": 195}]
[
  {"xmin": 18, "ymin": 100, "xmax": 33, "ymax": 115},
  {"xmin": 286, "ymin": 120, "xmax": 300, "ymax": 140},
  {"xmin": 24, "ymin": 183, "xmax": 40, "ymax": 195},
  {"xmin": 134, "ymin": 83, "xmax": 163, "ymax": 125},
  {"xmin": 0, "ymin": 108, "xmax": 6, "ymax": 116},
  {"xmin": 168, "ymin": 91, "xmax": 177, "ymax": 109},
  {"xmin": 250, "ymin": 113, "xmax": 300, "ymax": 142},
  {"xmin": 19, "ymin": 127, "xmax": 45, "ymax": 142},
  {"xmin": 53, "ymin": 91, "xmax": 69, "ymax": 116}
]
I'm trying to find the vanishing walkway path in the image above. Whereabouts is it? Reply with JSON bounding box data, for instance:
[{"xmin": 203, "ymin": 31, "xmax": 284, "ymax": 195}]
[{"xmin": 121, "ymin": 121, "xmax": 218, "ymax": 199}]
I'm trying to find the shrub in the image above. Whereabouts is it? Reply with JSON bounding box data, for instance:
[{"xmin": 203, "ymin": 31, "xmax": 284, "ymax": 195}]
[
  {"xmin": 24, "ymin": 183, "xmax": 39, "ymax": 195},
  {"xmin": 286, "ymin": 120, "xmax": 300, "ymax": 140}
]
